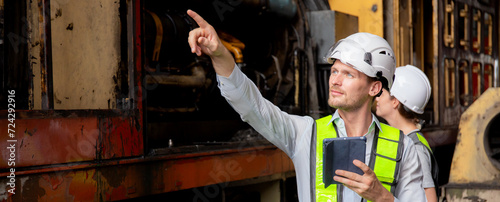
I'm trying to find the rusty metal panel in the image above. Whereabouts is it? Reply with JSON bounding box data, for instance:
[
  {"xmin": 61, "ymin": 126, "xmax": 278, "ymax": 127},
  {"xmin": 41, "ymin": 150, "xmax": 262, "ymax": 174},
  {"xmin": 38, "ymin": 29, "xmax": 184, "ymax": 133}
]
[
  {"xmin": 0, "ymin": 116, "xmax": 99, "ymax": 168},
  {"xmin": 0, "ymin": 169, "xmax": 99, "ymax": 201},
  {"xmin": 99, "ymin": 115, "xmax": 144, "ymax": 159},
  {"xmin": 0, "ymin": 110, "xmax": 144, "ymax": 168},
  {"xmin": 0, "ymin": 148, "xmax": 294, "ymax": 201},
  {"xmin": 50, "ymin": 0, "xmax": 121, "ymax": 109}
]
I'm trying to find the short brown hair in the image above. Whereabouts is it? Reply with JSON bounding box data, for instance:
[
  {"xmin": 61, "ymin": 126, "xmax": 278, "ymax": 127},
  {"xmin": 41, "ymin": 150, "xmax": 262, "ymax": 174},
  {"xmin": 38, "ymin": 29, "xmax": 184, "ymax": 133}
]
[{"xmin": 396, "ymin": 100, "xmax": 420, "ymax": 125}]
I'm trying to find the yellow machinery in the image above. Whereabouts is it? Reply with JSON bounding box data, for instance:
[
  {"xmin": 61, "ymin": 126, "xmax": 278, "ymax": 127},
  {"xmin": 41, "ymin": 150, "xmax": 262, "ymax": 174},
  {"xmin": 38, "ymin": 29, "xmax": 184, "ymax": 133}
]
[{"xmin": 443, "ymin": 88, "xmax": 500, "ymax": 201}]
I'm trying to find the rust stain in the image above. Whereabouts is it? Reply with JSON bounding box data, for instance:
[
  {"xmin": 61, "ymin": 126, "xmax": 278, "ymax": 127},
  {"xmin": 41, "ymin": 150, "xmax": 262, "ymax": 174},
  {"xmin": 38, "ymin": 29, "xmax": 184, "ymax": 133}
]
[
  {"xmin": 106, "ymin": 185, "xmax": 127, "ymax": 201},
  {"xmin": 156, "ymin": 182, "xmax": 166, "ymax": 190},
  {"xmin": 54, "ymin": 94, "xmax": 62, "ymax": 104},
  {"xmin": 99, "ymin": 116, "xmax": 143, "ymax": 159},
  {"xmin": 41, "ymin": 173, "xmax": 64, "ymax": 190},
  {"xmin": 99, "ymin": 166, "xmax": 126, "ymax": 188},
  {"xmin": 21, "ymin": 176, "xmax": 46, "ymax": 201},
  {"xmin": 55, "ymin": 8, "xmax": 62, "ymax": 18},
  {"xmin": 0, "ymin": 118, "xmax": 99, "ymax": 168},
  {"xmin": 24, "ymin": 128, "xmax": 37, "ymax": 136},
  {"xmin": 1, "ymin": 147, "xmax": 293, "ymax": 201},
  {"xmin": 127, "ymin": 186, "xmax": 136, "ymax": 194},
  {"xmin": 175, "ymin": 181, "xmax": 182, "ymax": 189}
]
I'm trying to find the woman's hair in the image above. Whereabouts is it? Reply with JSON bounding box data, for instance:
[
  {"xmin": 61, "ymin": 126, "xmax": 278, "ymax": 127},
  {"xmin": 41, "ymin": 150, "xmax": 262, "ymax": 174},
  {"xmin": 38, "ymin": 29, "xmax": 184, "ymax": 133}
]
[{"xmin": 392, "ymin": 96, "xmax": 420, "ymax": 126}]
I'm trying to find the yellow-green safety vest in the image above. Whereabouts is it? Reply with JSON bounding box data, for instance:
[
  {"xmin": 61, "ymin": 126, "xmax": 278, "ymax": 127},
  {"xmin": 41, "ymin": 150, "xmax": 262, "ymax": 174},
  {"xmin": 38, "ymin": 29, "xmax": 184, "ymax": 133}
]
[
  {"xmin": 315, "ymin": 115, "xmax": 404, "ymax": 202},
  {"xmin": 409, "ymin": 131, "xmax": 431, "ymax": 150}
]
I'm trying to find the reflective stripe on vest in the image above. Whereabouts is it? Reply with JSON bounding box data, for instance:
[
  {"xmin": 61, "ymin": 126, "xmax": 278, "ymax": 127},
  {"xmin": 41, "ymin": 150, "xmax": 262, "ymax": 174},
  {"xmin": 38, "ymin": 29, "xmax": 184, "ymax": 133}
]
[
  {"xmin": 315, "ymin": 115, "xmax": 403, "ymax": 202},
  {"xmin": 315, "ymin": 115, "xmax": 338, "ymax": 201}
]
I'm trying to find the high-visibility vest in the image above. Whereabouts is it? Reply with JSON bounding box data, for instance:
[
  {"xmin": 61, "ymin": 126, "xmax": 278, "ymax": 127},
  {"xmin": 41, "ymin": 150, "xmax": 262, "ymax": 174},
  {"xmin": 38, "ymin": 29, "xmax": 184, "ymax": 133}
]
[
  {"xmin": 408, "ymin": 131, "xmax": 439, "ymax": 195},
  {"xmin": 314, "ymin": 115, "xmax": 404, "ymax": 202}
]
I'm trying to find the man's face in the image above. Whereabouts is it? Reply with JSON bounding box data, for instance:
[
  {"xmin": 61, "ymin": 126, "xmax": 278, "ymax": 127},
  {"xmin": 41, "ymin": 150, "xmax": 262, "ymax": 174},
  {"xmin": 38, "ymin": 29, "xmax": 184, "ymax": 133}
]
[{"xmin": 328, "ymin": 60, "xmax": 374, "ymax": 111}]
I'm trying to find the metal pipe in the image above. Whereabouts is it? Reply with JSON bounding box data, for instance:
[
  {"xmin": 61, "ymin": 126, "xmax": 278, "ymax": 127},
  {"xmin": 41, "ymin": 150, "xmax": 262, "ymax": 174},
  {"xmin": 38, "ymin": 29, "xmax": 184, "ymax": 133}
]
[
  {"xmin": 267, "ymin": 0, "xmax": 297, "ymax": 19},
  {"xmin": 145, "ymin": 65, "xmax": 207, "ymax": 88},
  {"xmin": 39, "ymin": 0, "xmax": 54, "ymax": 109},
  {"xmin": 221, "ymin": 40, "xmax": 244, "ymax": 63}
]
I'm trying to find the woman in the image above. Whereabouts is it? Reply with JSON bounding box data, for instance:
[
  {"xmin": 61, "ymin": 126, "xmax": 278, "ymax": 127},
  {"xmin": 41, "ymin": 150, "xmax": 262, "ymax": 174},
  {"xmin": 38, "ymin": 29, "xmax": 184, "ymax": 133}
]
[{"xmin": 375, "ymin": 65, "xmax": 438, "ymax": 202}]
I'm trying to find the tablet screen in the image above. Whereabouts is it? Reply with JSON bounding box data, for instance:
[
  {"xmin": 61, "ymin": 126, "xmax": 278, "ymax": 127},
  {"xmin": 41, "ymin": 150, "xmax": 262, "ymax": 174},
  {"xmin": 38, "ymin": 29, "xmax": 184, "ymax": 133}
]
[{"xmin": 323, "ymin": 136, "xmax": 366, "ymax": 188}]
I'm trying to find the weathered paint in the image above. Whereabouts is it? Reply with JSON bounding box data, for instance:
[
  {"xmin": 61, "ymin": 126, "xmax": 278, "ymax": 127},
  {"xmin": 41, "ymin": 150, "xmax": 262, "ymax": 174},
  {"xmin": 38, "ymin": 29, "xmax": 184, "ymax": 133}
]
[
  {"xmin": 39, "ymin": 0, "xmax": 55, "ymax": 110},
  {"xmin": 0, "ymin": 116, "xmax": 99, "ymax": 168},
  {"xmin": 0, "ymin": 147, "xmax": 294, "ymax": 201},
  {"xmin": 0, "ymin": 110, "xmax": 144, "ymax": 168},
  {"xmin": 98, "ymin": 114, "xmax": 143, "ymax": 159},
  {"xmin": 328, "ymin": 0, "xmax": 383, "ymax": 37},
  {"xmin": 444, "ymin": 88, "xmax": 500, "ymax": 201},
  {"xmin": 445, "ymin": 187, "xmax": 500, "ymax": 202},
  {"xmin": 50, "ymin": 0, "xmax": 121, "ymax": 109},
  {"xmin": 448, "ymin": 88, "xmax": 500, "ymax": 184}
]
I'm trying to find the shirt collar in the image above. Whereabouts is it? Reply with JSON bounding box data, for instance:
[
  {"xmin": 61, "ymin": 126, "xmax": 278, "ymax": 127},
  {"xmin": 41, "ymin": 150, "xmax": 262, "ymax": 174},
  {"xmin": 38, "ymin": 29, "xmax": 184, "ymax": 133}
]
[
  {"xmin": 326, "ymin": 110, "xmax": 383, "ymax": 136},
  {"xmin": 407, "ymin": 128, "xmax": 420, "ymax": 135}
]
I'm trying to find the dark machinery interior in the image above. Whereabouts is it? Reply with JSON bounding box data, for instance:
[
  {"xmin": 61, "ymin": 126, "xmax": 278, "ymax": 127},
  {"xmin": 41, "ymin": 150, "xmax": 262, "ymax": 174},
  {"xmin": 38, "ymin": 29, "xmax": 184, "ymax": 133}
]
[
  {"xmin": 486, "ymin": 113, "xmax": 500, "ymax": 169},
  {"xmin": 142, "ymin": 0, "xmax": 309, "ymax": 151}
]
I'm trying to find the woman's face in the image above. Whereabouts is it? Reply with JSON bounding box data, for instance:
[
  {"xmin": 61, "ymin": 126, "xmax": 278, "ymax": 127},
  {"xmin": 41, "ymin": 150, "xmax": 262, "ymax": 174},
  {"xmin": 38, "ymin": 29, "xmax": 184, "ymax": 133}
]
[{"xmin": 375, "ymin": 88, "xmax": 396, "ymax": 119}]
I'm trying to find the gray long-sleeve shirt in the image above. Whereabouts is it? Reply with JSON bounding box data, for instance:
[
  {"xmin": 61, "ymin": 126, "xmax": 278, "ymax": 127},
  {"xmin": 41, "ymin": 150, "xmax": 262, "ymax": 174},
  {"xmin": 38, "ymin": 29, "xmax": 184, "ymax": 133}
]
[{"xmin": 217, "ymin": 65, "xmax": 426, "ymax": 202}]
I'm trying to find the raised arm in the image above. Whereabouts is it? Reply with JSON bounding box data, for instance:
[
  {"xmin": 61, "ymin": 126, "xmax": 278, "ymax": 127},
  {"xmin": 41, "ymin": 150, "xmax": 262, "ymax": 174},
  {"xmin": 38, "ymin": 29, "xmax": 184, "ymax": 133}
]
[{"xmin": 187, "ymin": 10, "xmax": 235, "ymax": 77}]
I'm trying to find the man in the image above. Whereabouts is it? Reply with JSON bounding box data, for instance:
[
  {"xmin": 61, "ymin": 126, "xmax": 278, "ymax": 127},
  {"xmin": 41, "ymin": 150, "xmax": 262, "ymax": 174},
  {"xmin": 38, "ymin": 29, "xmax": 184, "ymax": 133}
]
[{"xmin": 187, "ymin": 9, "xmax": 425, "ymax": 202}]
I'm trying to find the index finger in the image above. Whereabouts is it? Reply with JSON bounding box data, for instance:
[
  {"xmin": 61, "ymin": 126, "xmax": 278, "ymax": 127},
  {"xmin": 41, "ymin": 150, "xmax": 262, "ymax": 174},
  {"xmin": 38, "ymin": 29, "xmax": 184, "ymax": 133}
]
[
  {"xmin": 353, "ymin": 159, "xmax": 373, "ymax": 175},
  {"xmin": 187, "ymin": 9, "xmax": 209, "ymax": 28}
]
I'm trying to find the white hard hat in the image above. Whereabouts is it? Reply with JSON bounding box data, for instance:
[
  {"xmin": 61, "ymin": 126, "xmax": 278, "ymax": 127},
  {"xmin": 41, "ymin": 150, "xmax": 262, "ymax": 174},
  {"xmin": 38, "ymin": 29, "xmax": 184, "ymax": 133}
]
[
  {"xmin": 390, "ymin": 65, "xmax": 431, "ymax": 114},
  {"xmin": 324, "ymin": 32, "xmax": 396, "ymax": 88}
]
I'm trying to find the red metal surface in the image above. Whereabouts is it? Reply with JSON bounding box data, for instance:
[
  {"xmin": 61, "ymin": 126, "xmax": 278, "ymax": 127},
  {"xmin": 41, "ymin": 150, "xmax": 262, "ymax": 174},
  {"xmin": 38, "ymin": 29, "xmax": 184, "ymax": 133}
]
[
  {"xmin": 0, "ymin": 112, "xmax": 143, "ymax": 169},
  {"xmin": 99, "ymin": 115, "xmax": 143, "ymax": 159},
  {"xmin": 0, "ymin": 117, "xmax": 99, "ymax": 168},
  {"xmin": 1, "ymin": 147, "xmax": 294, "ymax": 201},
  {"xmin": 484, "ymin": 64, "xmax": 492, "ymax": 91},
  {"xmin": 472, "ymin": 62, "xmax": 480, "ymax": 100}
]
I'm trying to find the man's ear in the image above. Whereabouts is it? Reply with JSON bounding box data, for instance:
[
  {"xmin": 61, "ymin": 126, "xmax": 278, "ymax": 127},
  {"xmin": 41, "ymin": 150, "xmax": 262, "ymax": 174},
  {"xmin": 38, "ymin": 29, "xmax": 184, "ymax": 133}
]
[{"xmin": 369, "ymin": 81, "xmax": 382, "ymax": 97}]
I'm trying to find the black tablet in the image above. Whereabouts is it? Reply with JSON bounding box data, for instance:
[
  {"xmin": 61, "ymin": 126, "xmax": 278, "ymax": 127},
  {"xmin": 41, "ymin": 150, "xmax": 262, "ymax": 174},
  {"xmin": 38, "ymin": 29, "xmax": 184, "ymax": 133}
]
[{"xmin": 323, "ymin": 136, "xmax": 366, "ymax": 188}]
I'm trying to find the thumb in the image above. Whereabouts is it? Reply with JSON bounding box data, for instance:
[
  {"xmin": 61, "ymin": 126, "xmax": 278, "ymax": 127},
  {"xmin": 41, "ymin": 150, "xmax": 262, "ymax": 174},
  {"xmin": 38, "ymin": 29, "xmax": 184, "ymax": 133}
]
[
  {"xmin": 198, "ymin": 37, "xmax": 220, "ymax": 54},
  {"xmin": 198, "ymin": 37, "xmax": 210, "ymax": 47}
]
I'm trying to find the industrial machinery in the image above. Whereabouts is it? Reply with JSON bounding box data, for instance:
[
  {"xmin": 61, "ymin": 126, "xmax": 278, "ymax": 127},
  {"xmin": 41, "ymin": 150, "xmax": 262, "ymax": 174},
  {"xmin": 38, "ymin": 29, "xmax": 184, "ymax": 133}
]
[
  {"xmin": 0, "ymin": 0, "xmax": 315, "ymax": 201},
  {"xmin": 0, "ymin": 0, "xmax": 499, "ymax": 201},
  {"xmin": 441, "ymin": 88, "xmax": 500, "ymax": 202}
]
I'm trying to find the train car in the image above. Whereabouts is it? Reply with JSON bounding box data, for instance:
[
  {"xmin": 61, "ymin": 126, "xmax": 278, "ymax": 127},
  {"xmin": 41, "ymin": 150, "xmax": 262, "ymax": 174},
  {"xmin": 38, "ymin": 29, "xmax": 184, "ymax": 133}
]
[{"xmin": 0, "ymin": 0, "xmax": 499, "ymax": 201}]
